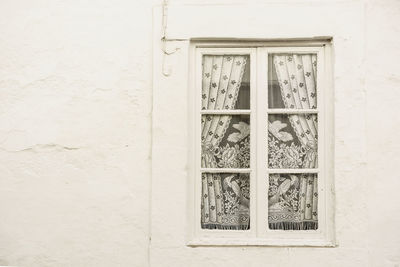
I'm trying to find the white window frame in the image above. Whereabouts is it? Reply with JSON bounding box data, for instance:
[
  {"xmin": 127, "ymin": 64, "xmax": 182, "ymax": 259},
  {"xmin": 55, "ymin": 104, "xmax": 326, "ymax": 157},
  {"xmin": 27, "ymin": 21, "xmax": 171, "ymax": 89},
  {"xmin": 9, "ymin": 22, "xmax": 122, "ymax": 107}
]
[{"xmin": 187, "ymin": 41, "xmax": 335, "ymax": 247}]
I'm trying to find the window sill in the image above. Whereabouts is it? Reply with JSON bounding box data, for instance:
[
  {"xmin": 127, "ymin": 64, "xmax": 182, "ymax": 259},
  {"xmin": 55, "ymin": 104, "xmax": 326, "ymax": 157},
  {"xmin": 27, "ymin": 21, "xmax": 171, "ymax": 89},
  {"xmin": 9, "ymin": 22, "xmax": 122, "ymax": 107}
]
[{"xmin": 187, "ymin": 238, "xmax": 336, "ymax": 247}]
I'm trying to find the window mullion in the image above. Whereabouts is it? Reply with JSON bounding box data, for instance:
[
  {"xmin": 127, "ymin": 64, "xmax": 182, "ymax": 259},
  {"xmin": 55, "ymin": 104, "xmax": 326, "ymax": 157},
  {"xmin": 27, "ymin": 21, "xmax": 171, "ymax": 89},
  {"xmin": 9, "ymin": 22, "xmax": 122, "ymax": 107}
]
[
  {"xmin": 256, "ymin": 47, "xmax": 269, "ymax": 238},
  {"xmin": 249, "ymin": 48, "xmax": 258, "ymax": 237}
]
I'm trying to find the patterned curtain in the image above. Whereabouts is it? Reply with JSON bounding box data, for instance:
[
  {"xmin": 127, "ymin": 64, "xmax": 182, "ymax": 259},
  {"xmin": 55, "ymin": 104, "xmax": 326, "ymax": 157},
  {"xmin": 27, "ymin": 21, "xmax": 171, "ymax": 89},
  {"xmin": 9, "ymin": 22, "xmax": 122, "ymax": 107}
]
[
  {"xmin": 201, "ymin": 55, "xmax": 248, "ymax": 230},
  {"xmin": 273, "ymin": 54, "xmax": 318, "ymax": 168},
  {"xmin": 269, "ymin": 54, "xmax": 319, "ymax": 230},
  {"xmin": 268, "ymin": 174, "xmax": 318, "ymax": 230}
]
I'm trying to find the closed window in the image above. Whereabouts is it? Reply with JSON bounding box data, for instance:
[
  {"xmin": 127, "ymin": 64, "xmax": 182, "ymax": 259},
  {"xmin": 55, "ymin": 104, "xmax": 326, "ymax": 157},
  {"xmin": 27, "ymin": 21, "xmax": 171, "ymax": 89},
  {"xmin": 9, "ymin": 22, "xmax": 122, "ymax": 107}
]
[{"xmin": 190, "ymin": 44, "xmax": 334, "ymax": 246}]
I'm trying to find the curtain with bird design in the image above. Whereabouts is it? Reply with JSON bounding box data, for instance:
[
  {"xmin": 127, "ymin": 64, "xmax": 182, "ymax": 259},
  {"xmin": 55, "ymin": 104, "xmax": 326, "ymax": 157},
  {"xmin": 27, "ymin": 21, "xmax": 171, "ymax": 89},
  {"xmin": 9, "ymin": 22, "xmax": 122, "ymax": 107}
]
[
  {"xmin": 200, "ymin": 55, "xmax": 250, "ymax": 230},
  {"xmin": 268, "ymin": 174, "xmax": 318, "ymax": 230},
  {"xmin": 267, "ymin": 53, "xmax": 319, "ymax": 230}
]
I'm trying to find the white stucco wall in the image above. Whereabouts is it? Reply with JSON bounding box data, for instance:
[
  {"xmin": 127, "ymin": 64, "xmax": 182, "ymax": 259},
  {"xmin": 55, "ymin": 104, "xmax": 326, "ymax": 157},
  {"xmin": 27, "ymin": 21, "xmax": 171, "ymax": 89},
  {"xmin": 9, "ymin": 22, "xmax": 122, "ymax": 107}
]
[
  {"xmin": 0, "ymin": 0, "xmax": 399, "ymax": 267},
  {"xmin": 0, "ymin": 1, "xmax": 155, "ymax": 266}
]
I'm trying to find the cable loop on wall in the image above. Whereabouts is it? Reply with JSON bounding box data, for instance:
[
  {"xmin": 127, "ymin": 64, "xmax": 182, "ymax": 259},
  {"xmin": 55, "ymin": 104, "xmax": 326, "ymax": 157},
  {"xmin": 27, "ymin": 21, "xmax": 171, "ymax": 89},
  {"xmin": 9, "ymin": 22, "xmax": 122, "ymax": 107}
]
[{"xmin": 161, "ymin": 0, "xmax": 180, "ymax": 76}]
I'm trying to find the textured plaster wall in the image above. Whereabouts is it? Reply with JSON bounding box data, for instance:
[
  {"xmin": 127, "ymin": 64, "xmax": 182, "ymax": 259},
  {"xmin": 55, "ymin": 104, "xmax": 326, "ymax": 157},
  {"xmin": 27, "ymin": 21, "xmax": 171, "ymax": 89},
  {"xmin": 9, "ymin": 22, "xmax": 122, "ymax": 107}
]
[
  {"xmin": 0, "ymin": 0, "xmax": 155, "ymax": 266},
  {"xmin": 152, "ymin": 1, "xmax": 400, "ymax": 267},
  {"xmin": 0, "ymin": 0, "xmax": 399, "ymax": 267}
]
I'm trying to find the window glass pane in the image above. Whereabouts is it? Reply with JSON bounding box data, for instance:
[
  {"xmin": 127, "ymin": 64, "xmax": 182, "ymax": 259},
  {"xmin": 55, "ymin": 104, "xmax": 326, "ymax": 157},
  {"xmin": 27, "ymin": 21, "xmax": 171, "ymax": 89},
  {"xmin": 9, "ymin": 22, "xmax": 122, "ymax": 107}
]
[
  {"xmin": 268, "ymin": 114, "xmax": 317, "ymax": 169},
  {"xmin": 268, "ymin": 173, "xmax": 318, "ymax": 230},
  {"xmin": 202, "ymin": 115, "xmax": 250, "ymax": 168},
  {"xmin": 201, "ymin": 173, "xmax": 250, "ymax": 230},
  {"xmin": 268, "ymin": 54, "xmax": 317, "ymax": 109},
  {"xmin": 202, "ymin": 55, "xmax": 250, "ymax": 110}
]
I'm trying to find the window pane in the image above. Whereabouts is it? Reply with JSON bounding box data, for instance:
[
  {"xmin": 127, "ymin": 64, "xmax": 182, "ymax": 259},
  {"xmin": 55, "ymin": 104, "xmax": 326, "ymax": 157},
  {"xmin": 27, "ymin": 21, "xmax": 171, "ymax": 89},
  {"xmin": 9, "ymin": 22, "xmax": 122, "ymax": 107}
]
[
  {"xmin": 268, "ymin": 114, "xmax": 317, "ymax": 169},
  {"xmin": 202, "ymin": 115, "xmax": 250, "ymax": 168},
  {"xmin": 201, "ymin": 173, "xmax": 250, "ymax": 230},
  {"xmin": 268, "ymin": 54, "xmax": 317, "ymax": 109},
  {"xmin": 268, "ymin": 173, "xmax": 318, "ymax": 230},
  {"xmin": 202, "ymin": 55, "xmax": 250, "ymax": 110}
]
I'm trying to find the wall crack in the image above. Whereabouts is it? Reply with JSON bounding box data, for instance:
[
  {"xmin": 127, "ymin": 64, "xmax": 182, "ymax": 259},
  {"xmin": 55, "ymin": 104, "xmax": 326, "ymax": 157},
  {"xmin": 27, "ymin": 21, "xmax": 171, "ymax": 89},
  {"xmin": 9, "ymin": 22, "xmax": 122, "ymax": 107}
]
[{"xmin": 0, "ymin": 143, "xmax": 82, "ymax": 153}]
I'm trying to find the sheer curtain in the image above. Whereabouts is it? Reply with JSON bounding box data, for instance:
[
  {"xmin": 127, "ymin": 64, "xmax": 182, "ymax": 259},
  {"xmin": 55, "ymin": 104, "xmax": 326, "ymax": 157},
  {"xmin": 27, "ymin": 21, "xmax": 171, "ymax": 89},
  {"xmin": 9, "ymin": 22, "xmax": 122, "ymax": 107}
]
[
  {"xmin": 273, "ymin": 54, "xmax": 318, "ymax": 168},
  {"xmin": 268, "ymin": 174, "xmax": 318, "ymax": 230},
  {"xmin": 269, "ymin": 54, "xmax": 318, "ymax": 230},
  {"xmin": 201, "ymin": 55, "xmax": 248, "ymax": 229}
]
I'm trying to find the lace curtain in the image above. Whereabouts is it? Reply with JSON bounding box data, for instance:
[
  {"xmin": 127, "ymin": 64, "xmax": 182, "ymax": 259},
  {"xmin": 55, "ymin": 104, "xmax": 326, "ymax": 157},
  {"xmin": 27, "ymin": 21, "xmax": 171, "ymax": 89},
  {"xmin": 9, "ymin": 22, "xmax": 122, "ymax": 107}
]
[
  {"xmin": 268, "ymin": 54, "xmax": 319, "ymax": 230},
  {"xmin": 269, "ymin": 173, "xmax": 318, "ymax": 230},
  {"xmin": 273, "ymin": 54, "xmax": 318, "ymax": 168},
  {"xmin": 201, "ymin": 55, "xmax": 249, "ymax": 230},
  {"xmin": 200, "ymin": 54, "xmax": 318, "ymax": 230}
]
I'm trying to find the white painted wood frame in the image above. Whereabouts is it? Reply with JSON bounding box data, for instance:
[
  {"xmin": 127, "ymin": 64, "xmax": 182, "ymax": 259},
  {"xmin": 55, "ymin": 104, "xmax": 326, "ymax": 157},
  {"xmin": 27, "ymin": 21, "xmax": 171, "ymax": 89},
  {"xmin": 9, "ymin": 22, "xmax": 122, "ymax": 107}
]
[{"xmin": 188, "ymin": 42, "xmax": 334, "ymax": 247}]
